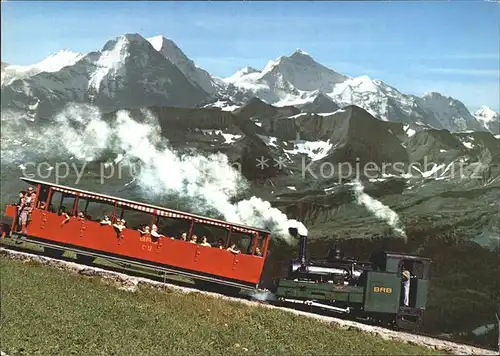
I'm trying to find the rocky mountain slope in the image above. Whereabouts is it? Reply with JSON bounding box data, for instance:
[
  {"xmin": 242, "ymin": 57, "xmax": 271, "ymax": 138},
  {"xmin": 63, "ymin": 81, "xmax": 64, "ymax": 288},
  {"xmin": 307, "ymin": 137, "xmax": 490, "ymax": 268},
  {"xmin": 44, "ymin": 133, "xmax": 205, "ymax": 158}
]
[{"xmin": 1, "ymin": 33, "xmax": 493, "ymax": 134}]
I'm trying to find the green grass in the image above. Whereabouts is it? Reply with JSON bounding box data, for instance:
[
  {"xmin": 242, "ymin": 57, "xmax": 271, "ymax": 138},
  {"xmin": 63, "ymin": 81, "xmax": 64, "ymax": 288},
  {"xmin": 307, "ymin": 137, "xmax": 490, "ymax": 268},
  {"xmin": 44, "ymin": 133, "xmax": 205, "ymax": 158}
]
[{"xmin": 0, "ymin": 257, "xmax": 443, "ymax": 355}]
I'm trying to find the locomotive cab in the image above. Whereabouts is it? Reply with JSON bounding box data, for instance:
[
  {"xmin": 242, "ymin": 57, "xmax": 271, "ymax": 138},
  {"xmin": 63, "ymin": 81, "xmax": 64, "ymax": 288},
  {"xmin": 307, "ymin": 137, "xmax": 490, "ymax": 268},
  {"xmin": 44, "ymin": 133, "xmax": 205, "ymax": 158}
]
[
  {"xmin": 368, "ymin": 251, "xmax": 432, "ymax": 329},
  {"xmin": 369, "ymin": 251, "xmax": 431, "ymax": 309}
]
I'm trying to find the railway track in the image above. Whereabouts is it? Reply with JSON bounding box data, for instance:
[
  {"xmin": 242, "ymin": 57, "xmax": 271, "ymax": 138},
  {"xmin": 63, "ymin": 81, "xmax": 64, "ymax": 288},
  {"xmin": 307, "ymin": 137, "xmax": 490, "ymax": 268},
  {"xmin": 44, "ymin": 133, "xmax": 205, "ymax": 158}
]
[{"xmin": 1, "ymin": 240, "xmax": 498, "ymax": 355}]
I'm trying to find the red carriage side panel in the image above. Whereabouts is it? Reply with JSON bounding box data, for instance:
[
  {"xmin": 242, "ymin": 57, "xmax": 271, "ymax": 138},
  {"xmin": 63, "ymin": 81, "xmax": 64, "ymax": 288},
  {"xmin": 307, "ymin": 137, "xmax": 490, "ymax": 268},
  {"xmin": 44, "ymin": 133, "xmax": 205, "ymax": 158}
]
[{"xmin": 23, "ymin": 209, "xmax": 265, "ymax": 285}]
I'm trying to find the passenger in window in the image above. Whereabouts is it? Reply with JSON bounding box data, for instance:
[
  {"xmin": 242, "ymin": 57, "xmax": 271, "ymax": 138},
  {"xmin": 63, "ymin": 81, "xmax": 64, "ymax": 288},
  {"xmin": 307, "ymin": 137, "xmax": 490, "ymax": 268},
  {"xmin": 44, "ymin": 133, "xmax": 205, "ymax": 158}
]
[
  {"xmin": 137, "ymin": 225, "xmax": 150, "ymax": 235},
  {"xmin": 113, "ymin": 219, "xmax": 126, "ymax": 232},
  {"xmin": 100, "ymin": 214, "xmax": 112, "ymax": 225},
  {"xmin": 59, "ymin": 207, "xmax": 71, "ymax": 226},
  {"xmin": 179, "ymin": 232, "xmax": 187, "ymax": 241},
  {"xmin": 254, "ymin": 247, "xmax": 262, "ymax": 256},
  {"xmin": 151, "ymin": 224, "xmax": 165, "ymax": 239},
  {"xmin": 215, "ymin": 239, "xmax": 224, "ymax": 249},
  {"xmin": 227, "ymin": 244, "xmax": 240, "ymax": 254},
  {"xmin": 77, "ymin": 211, "xmax": 86, "ymax": 220},
  {"xmin": 189, "ymin": 234, "xmax": 198, "ymax": 244},
  {"xmin": 199, "ymin": 236, "xmax": 211, "ymax": 247}
]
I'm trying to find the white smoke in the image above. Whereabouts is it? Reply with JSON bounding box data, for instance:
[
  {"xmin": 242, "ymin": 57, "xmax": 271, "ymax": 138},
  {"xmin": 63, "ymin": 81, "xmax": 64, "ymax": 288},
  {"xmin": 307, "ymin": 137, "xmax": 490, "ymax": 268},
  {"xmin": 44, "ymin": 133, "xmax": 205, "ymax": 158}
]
[
  {"xmin": 351, "ymin": 179, "xmax": 407, "ymax": 241},
  {"xmin": 6, "ymin": 104, "xmax": 306, "ymax": 244}
]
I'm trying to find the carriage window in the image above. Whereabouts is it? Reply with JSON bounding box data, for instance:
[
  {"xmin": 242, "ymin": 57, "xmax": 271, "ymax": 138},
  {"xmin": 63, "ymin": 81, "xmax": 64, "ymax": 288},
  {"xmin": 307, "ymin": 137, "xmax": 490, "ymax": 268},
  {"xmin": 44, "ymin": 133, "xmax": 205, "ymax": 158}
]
[
  {"xmin": 228, "ymin": 231, "xmax": 253, "ymax": 254},
  {"xmin": 48, "ymin": 191, "xmax": 62, "ymax": 212},
  {"xmin": 85, "ymin": 199, "xmax": 116, "ymax": 222},
  {"xmin": 155, "ymin": 216, "xmax": 192, "ymax": 239},
  {"xmin": 254, "ymin": 233, "xmax": 266, "ymax": 256},
  {"xmin": 37, "ymin": 185, "xmax": 50, "ymax": 208},
  {"xmin": 60, "ymin": 194, "xmax": 77, "ymax": 215},
  {"xmin": 48, "ymin": 191, "xmax": 76, "ymax": 215},
  {"xmin": 191, "ymin": 224, "xmax": 229, "ymax": 246},
  {"xmin": 118, "ymin": 207, "xmax": 154, "ymax": 230},
  {"xmin": 76, "ymin": 198, "xmax": 90, "ymax": 216}
]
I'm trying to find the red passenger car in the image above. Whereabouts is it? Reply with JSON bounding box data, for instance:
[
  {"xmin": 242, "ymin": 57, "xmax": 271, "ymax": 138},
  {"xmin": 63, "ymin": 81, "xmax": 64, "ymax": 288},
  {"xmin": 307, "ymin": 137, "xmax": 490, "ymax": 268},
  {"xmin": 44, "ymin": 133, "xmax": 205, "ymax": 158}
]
[{"xmin": 2, "ymin": 177, "xmax": 271, "ymax": 290}]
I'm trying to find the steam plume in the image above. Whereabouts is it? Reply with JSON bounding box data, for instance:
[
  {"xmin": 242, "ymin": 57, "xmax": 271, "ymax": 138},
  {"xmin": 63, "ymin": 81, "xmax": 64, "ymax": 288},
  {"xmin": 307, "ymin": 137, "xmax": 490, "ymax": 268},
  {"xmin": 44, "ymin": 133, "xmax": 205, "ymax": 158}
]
[
  {"xmin": 2, "ymin": 104, "xmax": 306, "ymax": 243},
  {"xmin": 351, "ymin": 180, "xmax": 407, "ymax": 241}
]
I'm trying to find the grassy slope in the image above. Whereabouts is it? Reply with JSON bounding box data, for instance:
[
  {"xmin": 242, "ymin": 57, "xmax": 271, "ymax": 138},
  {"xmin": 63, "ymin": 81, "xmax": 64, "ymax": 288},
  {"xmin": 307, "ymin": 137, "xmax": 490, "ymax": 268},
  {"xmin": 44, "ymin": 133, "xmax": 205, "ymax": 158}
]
[{"xmin": 0, "ymin": 257, "xmax": 442, "ymax": 355}]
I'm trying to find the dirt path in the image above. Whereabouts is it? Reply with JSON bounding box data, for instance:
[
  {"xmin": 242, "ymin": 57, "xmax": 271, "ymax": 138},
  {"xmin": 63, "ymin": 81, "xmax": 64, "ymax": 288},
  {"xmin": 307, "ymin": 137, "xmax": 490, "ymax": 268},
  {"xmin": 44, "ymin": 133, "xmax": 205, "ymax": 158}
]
[{"xmin": 1, "ymin": 247, "xmax": 498, "ymax": 356}]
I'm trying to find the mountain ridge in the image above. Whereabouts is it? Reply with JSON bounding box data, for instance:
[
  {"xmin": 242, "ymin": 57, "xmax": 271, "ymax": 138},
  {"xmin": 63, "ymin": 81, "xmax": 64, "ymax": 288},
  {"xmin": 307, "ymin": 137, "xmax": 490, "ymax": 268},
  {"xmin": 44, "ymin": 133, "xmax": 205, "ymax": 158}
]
[{"xmin": 1, "ymin": 32, "xmax": 492, "ymax": 134}]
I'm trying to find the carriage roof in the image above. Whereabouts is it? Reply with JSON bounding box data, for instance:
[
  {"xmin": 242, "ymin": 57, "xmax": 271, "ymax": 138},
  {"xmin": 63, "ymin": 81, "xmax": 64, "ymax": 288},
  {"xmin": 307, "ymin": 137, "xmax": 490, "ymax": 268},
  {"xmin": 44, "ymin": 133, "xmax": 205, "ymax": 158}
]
[{"xmin": 21, "ymin": 177, "xmax": 271, "ymax": 235}]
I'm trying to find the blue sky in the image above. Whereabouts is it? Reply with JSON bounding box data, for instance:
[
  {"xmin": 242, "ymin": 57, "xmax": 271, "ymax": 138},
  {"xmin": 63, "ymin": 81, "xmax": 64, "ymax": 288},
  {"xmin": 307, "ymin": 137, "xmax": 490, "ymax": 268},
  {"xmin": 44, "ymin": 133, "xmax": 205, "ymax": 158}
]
[{"xmin": 2, "ymin": 1, "xmax": 499, "ymax": 111}]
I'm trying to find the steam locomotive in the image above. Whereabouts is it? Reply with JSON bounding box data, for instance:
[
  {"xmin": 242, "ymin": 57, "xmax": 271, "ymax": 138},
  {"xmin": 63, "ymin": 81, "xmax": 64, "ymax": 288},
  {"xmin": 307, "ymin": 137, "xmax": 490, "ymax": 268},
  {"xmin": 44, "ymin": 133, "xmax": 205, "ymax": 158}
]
[{"xmin": 273, "ymin": 227, "xmax": 431, "ymax": 330}]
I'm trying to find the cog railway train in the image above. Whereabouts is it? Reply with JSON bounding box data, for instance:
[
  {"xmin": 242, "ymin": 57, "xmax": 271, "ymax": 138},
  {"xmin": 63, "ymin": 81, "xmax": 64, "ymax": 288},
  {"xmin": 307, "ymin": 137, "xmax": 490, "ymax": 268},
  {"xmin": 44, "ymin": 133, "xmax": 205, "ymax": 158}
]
[{"xmin": 1, "ymin": 177, "xmax": 431, "ymax": 331}]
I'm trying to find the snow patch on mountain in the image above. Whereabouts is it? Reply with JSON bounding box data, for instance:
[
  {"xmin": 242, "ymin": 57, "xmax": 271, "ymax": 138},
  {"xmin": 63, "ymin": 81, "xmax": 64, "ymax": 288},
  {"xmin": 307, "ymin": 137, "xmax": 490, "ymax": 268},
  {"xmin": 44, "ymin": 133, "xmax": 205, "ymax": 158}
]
[
  {"xmin": 284, "ymin": 139, "xmax": 334, "ymax": 161},
  {"xmin": 1, "ymin": 50, "xmax": 85, "ymax": 86},
  {"xmin": 474, "ymin": 106, "xmax": 499, "ymax": 134},
  {"xmin": 209, "ymin": 100, "xmax": 240, "ymax": 111},
  {"xmin": 88, "ymin": 36, "xmax": 129, "ymax": 94},
  {"xmin": 224, "ymin": 67, "xmax": 261, "ymax": 83}
]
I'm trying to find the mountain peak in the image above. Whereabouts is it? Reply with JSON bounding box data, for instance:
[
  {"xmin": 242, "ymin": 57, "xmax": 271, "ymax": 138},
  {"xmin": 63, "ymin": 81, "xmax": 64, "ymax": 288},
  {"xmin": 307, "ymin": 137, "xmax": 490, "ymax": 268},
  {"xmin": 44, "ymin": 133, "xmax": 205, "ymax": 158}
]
[
  {"xmin": 423, "ymin": 91, "xmax": 449, "ymax": 100},
  {"xmin": 146, "ymin": 34, "xmax": 216, "ymax": 94},
  {"xmin": 147, "ymin": 35, "xmax": 168, "ymax": 51},
  {"xmin": 101, "ymin": 33, "xmax": 148, "ymax": 52},
  {"xmin": 241, "ymin": 66, "xmax": 260, "ymax": 74},
  {"xmin": 475, "ymin": 106, "xmax": 499, "ymax": 119},
  {"xmin": 290, "ymin": 48, "xmax": 311, "ymax": 57},
  {"xmin": 147, "ymin": 35, "xmax": 182, "ymax": 54}
]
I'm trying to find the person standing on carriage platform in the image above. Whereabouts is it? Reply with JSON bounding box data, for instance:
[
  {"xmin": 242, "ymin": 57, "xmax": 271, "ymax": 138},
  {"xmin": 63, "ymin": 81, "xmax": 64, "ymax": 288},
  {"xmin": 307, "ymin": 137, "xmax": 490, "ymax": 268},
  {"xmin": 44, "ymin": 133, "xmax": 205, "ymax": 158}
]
[
  {"xmin": 27, "ymin": 186, "xmax": 36, "ymax": 209},
  {"xmin": 15, "ymin": 191, "xmax": 26, "ymax": 232},
  {"xmin": 17, "ymin": 192, "xmax": 30, "ymax": 234}
]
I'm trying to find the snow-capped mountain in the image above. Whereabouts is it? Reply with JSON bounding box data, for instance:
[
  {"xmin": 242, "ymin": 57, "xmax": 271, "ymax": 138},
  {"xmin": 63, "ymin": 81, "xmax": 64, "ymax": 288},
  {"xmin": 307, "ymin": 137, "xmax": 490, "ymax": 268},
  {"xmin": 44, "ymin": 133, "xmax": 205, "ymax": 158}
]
[
  {"xmin": 0, "ymin": 32, "xmax": 489, "ymax": 133},
  {"xmin": 259, "ymin": 49, "xmax": 348, "ymax": 92},
  {"xmin": 328, "ymin": 75, "xmax": 434, "ymax": 124},
  {"xmin": 222, "ymin": 49, "xmax": 349, "ymax": 105},
  {"xmin": 474, "ymin": 106, "xmax": 499, "ymax": 134},
  {"xmin": 1, "ymin": 34, "xmax": 208, "ymax": 119},
  {"xmin": 221, "ymin": 53, "xmax": 485, "ymax": 133}
]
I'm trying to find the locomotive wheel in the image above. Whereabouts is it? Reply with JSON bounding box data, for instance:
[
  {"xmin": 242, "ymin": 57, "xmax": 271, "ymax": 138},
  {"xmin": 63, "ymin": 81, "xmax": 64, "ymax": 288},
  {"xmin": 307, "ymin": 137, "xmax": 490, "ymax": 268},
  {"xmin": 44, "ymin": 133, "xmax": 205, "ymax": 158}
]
[
  {"xmin": 395, "ymin": 315, "xmax": 421, "ymax": 332},
  {"xmin": 76, "ymin": 253, "xmax": 95, "ymax": 265},
  {"xmin": 44, "ymin": 247, "xmax": 64, "ymax": 259}
]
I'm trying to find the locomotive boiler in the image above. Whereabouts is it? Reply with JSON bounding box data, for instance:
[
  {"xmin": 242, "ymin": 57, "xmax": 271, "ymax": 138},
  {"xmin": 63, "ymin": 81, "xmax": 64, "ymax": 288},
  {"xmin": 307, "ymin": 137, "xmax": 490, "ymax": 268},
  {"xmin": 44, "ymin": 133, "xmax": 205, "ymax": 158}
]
[{"xmin": 274, "ymin": 227, "xmax": 431, "ymax": 330}]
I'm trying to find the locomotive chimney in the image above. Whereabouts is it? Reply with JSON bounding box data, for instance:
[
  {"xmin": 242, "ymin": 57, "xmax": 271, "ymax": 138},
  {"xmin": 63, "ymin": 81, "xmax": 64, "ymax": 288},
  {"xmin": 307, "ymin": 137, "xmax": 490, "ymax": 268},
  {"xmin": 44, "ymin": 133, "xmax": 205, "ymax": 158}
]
[{"xmin": 289, "ymin": 226, "xmax": 308, "ymax": 268}]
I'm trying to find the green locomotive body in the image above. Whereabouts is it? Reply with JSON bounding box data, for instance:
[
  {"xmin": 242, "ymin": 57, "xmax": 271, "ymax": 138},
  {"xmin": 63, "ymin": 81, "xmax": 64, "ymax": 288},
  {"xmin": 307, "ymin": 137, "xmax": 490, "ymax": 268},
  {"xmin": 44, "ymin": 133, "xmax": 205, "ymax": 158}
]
[{"xmin": 274, "ymin": 228, "xmax": 431, "ymax": 330}]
